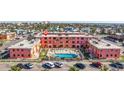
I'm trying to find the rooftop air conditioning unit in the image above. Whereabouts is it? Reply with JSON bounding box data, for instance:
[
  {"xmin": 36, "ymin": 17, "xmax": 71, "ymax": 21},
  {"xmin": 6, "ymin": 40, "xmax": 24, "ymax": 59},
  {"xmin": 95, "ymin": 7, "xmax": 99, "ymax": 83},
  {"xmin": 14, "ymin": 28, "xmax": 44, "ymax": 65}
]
[
  {"xmin": 20, "ymin": 43, "xmax": 24, "ymax": 46},
  {"xmin": 106, "ymin": 44, "xmax": 111, "ymax": 46}
]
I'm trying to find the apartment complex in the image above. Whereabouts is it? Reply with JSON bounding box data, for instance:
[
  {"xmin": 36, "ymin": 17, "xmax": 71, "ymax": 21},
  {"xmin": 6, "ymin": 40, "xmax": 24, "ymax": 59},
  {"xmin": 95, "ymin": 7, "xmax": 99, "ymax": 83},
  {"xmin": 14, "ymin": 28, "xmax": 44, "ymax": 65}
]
[
  {"xmin": 88, "ymin": 39, "xmax": 121, "ymax": 59},
  {"xmin": 40, "ymin": 32, "xmax": 94, "ymax": 48},
  {"xmin": 8, "ymin": 39, "xmax": 41, "ymax": 59}
]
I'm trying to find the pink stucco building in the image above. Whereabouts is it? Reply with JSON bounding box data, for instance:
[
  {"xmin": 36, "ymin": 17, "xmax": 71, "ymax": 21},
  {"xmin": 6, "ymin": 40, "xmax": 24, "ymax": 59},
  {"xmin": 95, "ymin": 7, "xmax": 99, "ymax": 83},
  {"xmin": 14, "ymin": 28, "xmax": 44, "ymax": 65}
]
[
  {"xmin": 88, "ymin": 39, "xmax": 121, "ymax": 59},
  {"xmin": 8, "ymin": 39, "xmax": 41, "ymax": 59},
  {"xmin": 40, "ymin": 32, "xmax": 94, "ymax": 48}
]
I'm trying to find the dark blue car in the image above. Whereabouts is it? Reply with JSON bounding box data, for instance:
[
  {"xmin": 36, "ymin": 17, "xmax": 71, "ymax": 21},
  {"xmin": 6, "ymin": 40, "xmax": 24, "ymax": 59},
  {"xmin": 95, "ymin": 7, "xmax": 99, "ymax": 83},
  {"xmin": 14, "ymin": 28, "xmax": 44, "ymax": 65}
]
[{"xmin": 110, "ymin": 62, "xmax": 124, "ymax": 69}]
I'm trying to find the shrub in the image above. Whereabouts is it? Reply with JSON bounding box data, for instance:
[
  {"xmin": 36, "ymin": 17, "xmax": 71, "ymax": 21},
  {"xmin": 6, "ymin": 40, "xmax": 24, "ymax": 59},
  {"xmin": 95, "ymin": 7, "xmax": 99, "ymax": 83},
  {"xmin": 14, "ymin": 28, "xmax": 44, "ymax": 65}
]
[
  {"xmin": 68, "ymin": 66, "xmax": 79, "ymax": 71},
  {"xmin": 10, "ymin": 65, "xmax": 21, "ymax": 71}
]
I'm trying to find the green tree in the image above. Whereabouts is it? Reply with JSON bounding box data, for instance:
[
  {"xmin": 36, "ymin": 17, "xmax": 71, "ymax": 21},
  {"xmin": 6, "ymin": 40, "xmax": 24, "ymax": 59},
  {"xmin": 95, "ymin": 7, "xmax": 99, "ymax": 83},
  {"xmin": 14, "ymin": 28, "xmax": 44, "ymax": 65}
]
[
  {"xmin": 0, "ymin": 42, "xmax": 3, "ymax": 46},
  {"xmin": 10, "ymin": 65, "xmax": 21, "ymax": 71},
  {"xmin": 68, "ymin": 66, "xmax": 79, "ymax": 71},
  {"xmin": 100, "ymin": 65, "xmax": 109, "ymax": 71}
]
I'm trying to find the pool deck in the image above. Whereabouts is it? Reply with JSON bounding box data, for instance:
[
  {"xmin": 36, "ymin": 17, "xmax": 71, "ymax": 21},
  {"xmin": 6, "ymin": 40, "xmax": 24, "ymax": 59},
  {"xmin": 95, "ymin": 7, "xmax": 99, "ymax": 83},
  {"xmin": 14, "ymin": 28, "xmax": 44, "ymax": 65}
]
[{"xmin": 46, "ymin": 48, "xmax": 83, "ymax": 60}]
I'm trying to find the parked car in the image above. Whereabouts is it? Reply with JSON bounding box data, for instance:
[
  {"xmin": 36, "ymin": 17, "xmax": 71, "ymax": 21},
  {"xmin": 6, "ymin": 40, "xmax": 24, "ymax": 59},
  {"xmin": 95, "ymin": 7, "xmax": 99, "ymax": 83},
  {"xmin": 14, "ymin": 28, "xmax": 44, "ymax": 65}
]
[
  {"xmin": 109, "ymin": 62, "xmax": 124, "ymax": 69},
  {"xmin": 91, "ymin": 62, "xmax": 103, "ymax": 68},
  {"xmin": 74, "ymin": 63, "xmax": 85, "ymax": 69},
  {"xmin": 54, "ymin": 62, "xmax": 64, "ymax": 68},
  {"xmin": 15, "ymin": 37, "xmax": 20, "ymax": 40},
  {"xmin": 23, "ymin": 63, "xmax": 33, "ymax": 69},
  {"xmin": 109, "ymin": 68, "xmax": 119, "ymax": 71},
  {"xmin": 16, "ymin": 63, "xmax": 24, "ymax": 69},
  {"xmin": 42, "ymin": 62, "xmax": 55, "ymax": 69},
  {"xmin": 122, "ymin": 51, "xmax": 124, "ymax": 54}
]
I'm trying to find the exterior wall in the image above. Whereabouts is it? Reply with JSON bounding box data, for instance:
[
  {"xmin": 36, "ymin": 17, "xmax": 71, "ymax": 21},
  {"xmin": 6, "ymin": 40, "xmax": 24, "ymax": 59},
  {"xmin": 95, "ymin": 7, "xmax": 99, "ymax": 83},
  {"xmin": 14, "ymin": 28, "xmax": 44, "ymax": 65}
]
[
  {"xmin": 31, "ymin": 42, "xmax": 41, "ymax": 59},
  {"xmin": 41, "ymin": 36, "xmax": 92, "ymax": 48},
  {"xmin": 9, "ymin": 48, "xmax": 31, "ymax": 59},
  {"xmin": 9, "ymin": 40, "xmax": 41, "ymax": 59},
  {"xmin": 88, "ymin": 42, "xmax": 120, "ymax": 59}
]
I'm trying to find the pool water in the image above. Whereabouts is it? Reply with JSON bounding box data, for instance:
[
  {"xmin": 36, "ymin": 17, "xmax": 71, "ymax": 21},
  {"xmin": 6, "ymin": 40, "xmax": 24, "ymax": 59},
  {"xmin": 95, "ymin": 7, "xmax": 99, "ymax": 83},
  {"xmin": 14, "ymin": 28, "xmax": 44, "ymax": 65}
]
[{"xmin": 54, "ymin": 53, "xmax": 78, "ymax": 59}]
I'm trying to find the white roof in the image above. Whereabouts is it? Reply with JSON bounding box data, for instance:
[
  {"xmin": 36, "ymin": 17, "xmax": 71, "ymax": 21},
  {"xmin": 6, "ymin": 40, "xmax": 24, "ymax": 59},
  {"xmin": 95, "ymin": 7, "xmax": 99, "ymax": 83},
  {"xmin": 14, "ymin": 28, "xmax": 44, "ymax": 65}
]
[
  {"xmin": 8, "ymin": 39, "xmax": 40, "ymax": 49},
  {"xmin": 41, "ymin": 32, "xmax": 94, "ymax": 37},
  {"xmin": 115, "ymin": 33, "xmax": 124, "ymax": 36},
  {"xmin": 42, "ymin": 34, "xmax": 94, "ymax": 37},
  {"xmin": 89, "ymin": 39, "xmax": 121, "ymax": 49}
]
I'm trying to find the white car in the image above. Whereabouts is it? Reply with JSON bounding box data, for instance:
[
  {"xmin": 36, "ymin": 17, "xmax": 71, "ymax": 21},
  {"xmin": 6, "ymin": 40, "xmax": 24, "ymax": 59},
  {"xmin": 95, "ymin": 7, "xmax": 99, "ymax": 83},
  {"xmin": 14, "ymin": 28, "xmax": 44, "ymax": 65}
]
[{"xmin": 42, "ymin": 62, "xmax": 55, "ymax": 69}]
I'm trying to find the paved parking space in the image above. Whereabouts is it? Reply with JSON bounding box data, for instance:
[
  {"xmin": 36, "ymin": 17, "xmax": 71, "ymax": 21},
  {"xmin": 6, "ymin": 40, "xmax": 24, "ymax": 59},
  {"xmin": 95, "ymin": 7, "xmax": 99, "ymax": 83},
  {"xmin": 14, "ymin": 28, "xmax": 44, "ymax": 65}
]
[{"xmin": 0, "ymin": 61, "xmax": 124, "ymax": 71}]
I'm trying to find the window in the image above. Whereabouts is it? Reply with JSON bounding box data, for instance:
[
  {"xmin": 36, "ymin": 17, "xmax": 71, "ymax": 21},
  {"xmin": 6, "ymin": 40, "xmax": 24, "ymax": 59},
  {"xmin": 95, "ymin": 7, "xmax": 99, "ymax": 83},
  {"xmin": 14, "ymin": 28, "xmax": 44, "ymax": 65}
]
[
  {"xmin": 60, "ymin": 37, "xmax": 62, "ymax": 39},
  {"xmin": 44, "ymin": 41, "xmax": 47, "ymax": 43},
  {"xmin": 100, "ymin": 54, "xmax": 102, "ymax": 57},
  {"xmin": 59, "ymin": 45, "xmax": 63, "ymax": 48},
  {"xmin": 13, "ymin": 49, "xmax": 15, "ymax": 51},
  {"xmin": 49, "ymin": 37, "xmax": 51, "ymax": 39},
  {"xmin": 13, "ymin": 54, "xmax": 15, "ymax": 57},
  {"xmin": 44, "ymin": 37, "xmax": 47, "ymax": 39},
  {"xmin": 115, "ymin": 54, "xmax": 117, "ymax": 57},
  {"xmin": 18, "ymin": 54, "xmax": 20, "ymax": 56},
  {"xmin": 66, "ymin": 45, "xmax": 68, "ymax": 47},
  {"xmin": 72, "ymin": 37, "xmax": 75, "ymax": 39},
  {"xmin": 72, "ymin": 45, "xmax": 75, "ymax": 48},
  {"xmin": 28, "ymin": 54, "xmax": 30, "ymax": 57},
  {"xmin": 77, "ymin": 37, "xmax": 79, "ymax": 39},
  {"xmin": 49, "ymin": 46, "xmax": 51, "ymax": 48},
  {"xmin": 106, "ymin": 54, "xmax": 108, "ymax": 57},
  {"xmin": 53, "ymin": 45, "xmax": 56, "ymax": 48},
  {"xmin": 81, "ymin": 38, "xmax": 84, "ymax": 40},
  {"xmin": 22, "ymin": 54, "xmax": 24, "ymax": 57},
  {"xmin": 77, "ymin": 41, "xmax": 79, "ymax": 43},
  {"xmin": 66, "ymin": 37, "xmax": 68, "ymax": 39},
  {"xmin": 72, "ymin": 41, "xmax": 75, "ymax": 43},
  {"xmin": 111, "ymin": 54, "xmax": 113, "ymax": 57},
  {"xmin": 77, "ymin": 45, "xmax": 80, "ymax": 48},
  {"xmin": 21, "ymin": 49, "xmax": 23, "ymax": 51},
  {"xmin": 81, "ymin": 45, "xmax": 83, "ymax": 47},
  {"xmin": 17, "ymin": 49, "xmax": 19, "ymax": 51},
  {"xmin": 53, "ymin": 37, "xmax": 56, "ymax": 39},
  {"xmin": 66, "ymin": 41, "xmax": 68, "ymax": 43}
]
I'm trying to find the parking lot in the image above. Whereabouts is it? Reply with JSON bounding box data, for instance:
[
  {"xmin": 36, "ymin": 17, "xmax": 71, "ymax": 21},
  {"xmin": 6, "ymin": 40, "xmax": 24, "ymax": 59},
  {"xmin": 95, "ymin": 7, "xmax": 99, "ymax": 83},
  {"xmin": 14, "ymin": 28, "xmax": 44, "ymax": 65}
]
[{"xmin": 0, "ymin": 61, "xmax": 124, "ymax": 71}]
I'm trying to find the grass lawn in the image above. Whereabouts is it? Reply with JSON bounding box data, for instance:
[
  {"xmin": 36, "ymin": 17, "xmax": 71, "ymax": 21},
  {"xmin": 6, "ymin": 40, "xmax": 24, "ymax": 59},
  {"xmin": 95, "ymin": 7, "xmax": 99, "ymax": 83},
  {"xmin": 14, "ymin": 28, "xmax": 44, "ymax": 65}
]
[{"xmin": 119, "ymin": 56, "xmax": 124, "ymax": 62}]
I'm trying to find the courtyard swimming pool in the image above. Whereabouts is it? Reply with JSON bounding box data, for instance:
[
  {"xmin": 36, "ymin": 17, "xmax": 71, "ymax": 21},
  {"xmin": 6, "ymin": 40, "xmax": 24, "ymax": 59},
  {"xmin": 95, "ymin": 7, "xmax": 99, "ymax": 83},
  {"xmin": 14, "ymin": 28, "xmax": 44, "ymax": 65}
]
[{"xmin": 54, "ymin": 53, "xmax": 78, "ymax": 59}]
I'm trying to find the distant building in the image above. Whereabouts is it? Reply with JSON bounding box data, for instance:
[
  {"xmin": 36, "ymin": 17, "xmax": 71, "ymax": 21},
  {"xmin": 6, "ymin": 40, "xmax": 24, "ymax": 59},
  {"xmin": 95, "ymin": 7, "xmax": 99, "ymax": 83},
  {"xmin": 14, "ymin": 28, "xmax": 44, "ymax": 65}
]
[
  {"xmin": 96, "ymin": 28, "xmax": 101, "ymax": 33},
  {"xmin": 8, "ymin": 39, "xmax": 41, "ymax": 59},
  {"xmin": 0, "ymin": 32, "xmax": 16, "ymax": 40},
  {"xmin": 15, "ymin": 29, "xmax": 27, "ymax": 35},
  {"xmin": 88, "ymin": 39, "xmax": 121, "ymax": 59},
  {"xmin": 81, "ymin": 27, "xmax": 91, "ymax": 33},
  {"xmin": 108, "ymin": 33, "xmax": 124, "ymax": 42}
]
